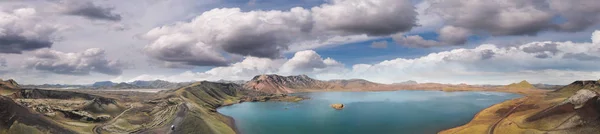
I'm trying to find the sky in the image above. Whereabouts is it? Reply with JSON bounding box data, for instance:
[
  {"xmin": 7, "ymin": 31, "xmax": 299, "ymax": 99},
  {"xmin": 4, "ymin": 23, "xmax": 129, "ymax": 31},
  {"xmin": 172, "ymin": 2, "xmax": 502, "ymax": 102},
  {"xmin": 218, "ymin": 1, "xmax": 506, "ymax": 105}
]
[{"xmin": 1, "ymin": 0, "xmax": 600, "ymax": 85}]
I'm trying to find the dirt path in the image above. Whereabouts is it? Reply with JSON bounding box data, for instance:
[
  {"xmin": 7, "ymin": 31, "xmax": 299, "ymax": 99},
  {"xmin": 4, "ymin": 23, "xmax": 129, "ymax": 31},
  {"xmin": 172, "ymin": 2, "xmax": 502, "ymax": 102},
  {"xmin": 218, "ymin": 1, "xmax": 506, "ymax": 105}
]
[
  {"xmin": 166, "ymin": 104, "xmax": 187, "ymax": 134},
  {"xmin": 134, "ymin": 103, "xmax": 188, "ymax": 134},
  {"xmin": 93, "ymin": 105, "xmax": 134, "ymax": 134},
  {"xmin": 488, "ymin": 99, "xmax": 526, "ymax": 134}
]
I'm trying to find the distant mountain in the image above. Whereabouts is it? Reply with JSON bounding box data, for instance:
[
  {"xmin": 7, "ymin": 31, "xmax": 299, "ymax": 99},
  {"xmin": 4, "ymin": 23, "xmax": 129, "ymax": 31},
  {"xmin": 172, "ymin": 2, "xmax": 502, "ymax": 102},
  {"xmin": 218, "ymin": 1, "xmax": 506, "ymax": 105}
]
[
  {"xmin": 129, "ymin": 80, "xmax": 183, "ymax": 89},
  {"xmin": 21, "ymin": 84, "xmax": 86, "ymax": 89},
  {"xmin": 92, "ymin": 81, "xmax": 116, "ymax": 88},
  {"xmin": 215, "ymin": 79, "xmax": 246, "ymax": 85},
  {"xmin": 244, "ymin": 74, "xmax": 329, "ymax": 94},
  {"xmin": 505, "ymin": 80, "xmax": 535, "ymax": 89},
  {"xmin": 244, "ymin": 74, "xmax": 383, "ymax": 94},
  {"xmin": 393, "ymin": 80, "xmax": 418, "ymax": 85},
  {"xmin": 532, "ymin": 83, "xmax": 563, "ymax": 90}
]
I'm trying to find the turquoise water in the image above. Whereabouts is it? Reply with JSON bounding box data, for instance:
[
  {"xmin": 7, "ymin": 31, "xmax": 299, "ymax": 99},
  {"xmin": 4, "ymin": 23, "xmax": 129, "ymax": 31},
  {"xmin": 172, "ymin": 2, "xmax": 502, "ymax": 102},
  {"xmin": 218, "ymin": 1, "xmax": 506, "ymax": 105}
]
[{"xmin": 218, "ymin": 90, "xmax": 521, "ymax": 134}]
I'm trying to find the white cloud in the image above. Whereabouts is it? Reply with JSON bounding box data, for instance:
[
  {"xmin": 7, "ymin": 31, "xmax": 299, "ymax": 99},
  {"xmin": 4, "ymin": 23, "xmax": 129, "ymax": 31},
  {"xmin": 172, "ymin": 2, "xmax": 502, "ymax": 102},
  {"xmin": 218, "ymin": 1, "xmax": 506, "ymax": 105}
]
[
  {"xmin": 398, "ymin": 0, "xmax": 600, "ymax": 47},
  {"xmin": 121, "ymin": 50, "xmax": 343, "ymax": 82},
  {"xmin": 25, "ymin": 48, "xmax": 124, "ymax": 75},
  {"xmin": 144, "ymin": 0, "xmax": 417, "ymax": 66},
  {"xmin": 392, "ymin": 34, "xmax": 443, "ymax": 47},
  {"xmin": 311, "ymin": 0, "xmax": 416, "ymax": 35},
  {"xmin": 125, "ymin": 30, "xmax": 600, "ymax": 85},
  {"xmin": 0, "ymin": 8, "xmax": 63, "ymax": 54}
]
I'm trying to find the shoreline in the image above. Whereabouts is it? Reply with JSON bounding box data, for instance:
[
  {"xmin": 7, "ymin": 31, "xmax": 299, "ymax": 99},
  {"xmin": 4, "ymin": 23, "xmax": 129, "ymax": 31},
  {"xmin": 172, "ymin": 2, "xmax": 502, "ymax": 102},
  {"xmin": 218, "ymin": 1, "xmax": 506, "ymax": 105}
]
[
  {"xmin": 216, "ymin": 89, "xmax": 546, "ymax": 134},
  {"xmin": 222, "ymin": 114, "xmax": 241, "ymax": 134}
]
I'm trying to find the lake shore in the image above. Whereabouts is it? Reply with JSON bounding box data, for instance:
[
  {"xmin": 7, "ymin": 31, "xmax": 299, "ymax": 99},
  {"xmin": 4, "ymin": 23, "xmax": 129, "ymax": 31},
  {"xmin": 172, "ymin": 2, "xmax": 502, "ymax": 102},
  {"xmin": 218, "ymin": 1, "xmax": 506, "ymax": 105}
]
[{"xmin": 218, "ymin": 89, "xmax": 534, "ymax": 134}]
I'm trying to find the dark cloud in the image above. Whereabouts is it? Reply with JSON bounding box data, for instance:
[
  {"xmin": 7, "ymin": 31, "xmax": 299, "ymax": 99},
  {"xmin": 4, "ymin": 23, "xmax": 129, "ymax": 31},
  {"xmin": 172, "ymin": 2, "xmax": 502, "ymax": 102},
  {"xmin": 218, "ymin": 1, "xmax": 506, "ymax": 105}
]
[
  {"xmin": 370, "ymin": 41, "xmax": 388, "ymax": 48},
  {"xmin": 0, "ymin": 34, "xmax": 52, "ymax": 54},
  {"xmin": 63, "ymin": 1, "xmax": 122, "ymax": 21},
  {"xmin": 549, "ymin": 0, "xmax": 600, "ymax": 32},
  {"xmin": 25, "ymin": 48, "xmax": 123, "ymax": 75},
  {"xmin": 143, "ymin": 34, "xmax": 230, "ymax": 66},
  {"xmin": 392, "ymin": 34, "xmax": 442, "ymax": 48},
  {"xmin": 0, "ymin": 8, "xmax": 58, "ymax": 54},
  {"xmin": 480, "ymin": 50, "xmax": 495, "ymax": 60},
  {"xmin": 563, "ymin": 53, "xmax": 600, "ymax": 61},
  {"xmin": 522, "ymin": 43, "xmax": 559, "ymax": 54},
  {"xmin": 421, "ymin": 0, "xmax": 600, "ymax": 47},
  {"xmin": 535, "ymin": 53, "xmax": 550, "ymax": 59},
  {"xmin": 0, "ymin": 57, "xmax": 6, "ymax": 67},
  {"xmin": 313, "ymin": 0, "xmax": 417, "ymax": 36},
  {"xmin": 220, "ymin": 30, "xmax": 290, "ymax": 59}
]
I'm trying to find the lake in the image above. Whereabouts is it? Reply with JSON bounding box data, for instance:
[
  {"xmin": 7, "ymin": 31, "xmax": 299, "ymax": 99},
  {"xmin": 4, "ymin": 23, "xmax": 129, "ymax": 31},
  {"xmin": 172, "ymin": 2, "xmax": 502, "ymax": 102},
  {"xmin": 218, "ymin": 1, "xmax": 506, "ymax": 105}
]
[{"xmin": 218, "ymin": 90, "xmax": 521, "ymax": 134}]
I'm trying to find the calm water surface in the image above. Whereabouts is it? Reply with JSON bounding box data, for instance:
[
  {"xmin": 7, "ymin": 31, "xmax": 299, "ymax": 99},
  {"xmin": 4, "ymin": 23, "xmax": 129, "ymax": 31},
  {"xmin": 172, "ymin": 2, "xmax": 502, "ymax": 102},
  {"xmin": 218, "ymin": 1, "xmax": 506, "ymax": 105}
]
[{"xmin": 218, "ymin": 90, "xmax": 521, "ymax": 134}]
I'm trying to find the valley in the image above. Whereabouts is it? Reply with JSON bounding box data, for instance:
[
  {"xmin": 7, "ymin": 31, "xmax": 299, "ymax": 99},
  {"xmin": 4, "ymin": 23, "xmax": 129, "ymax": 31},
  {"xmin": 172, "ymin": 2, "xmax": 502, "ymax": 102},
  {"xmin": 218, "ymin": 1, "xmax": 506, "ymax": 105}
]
[{"xmin": 1, "ymin": 75, "xmax": 599, "ymax": 134}]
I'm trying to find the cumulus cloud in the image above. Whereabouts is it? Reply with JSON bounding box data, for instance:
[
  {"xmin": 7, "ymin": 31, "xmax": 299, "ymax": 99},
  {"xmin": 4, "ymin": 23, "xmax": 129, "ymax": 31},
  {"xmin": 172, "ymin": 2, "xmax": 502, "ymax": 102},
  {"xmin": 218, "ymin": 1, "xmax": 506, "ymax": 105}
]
[
  {"xmin": 563, "ymin": 53, "xmax": 600, "ymax": 61},
  {"xmin": 392, "ymin": 34, "xmax": 442, "ymax": 48},
  {"xmin": 522, "ymin": 43, "xmax": 559, "ymax": 55},
  {"xmin": 59, "ymin": 0, "xmax": 122, "ymax": 21},
  {"xmin": 144, "ymin": 0, "xmax": 417, "ymax": 66},
  {"xmin": 279, "ymin": 50, "xmax": 343, "ymax": 74},
  {"xmin": 404, "ymin": 0, "xmax": 600, "ymax": 47},
  {"xmin": 370, "ymin": 41, "xmax": 388, "ymax": 48},
  {"xmin": 143, "ymin": 33, "xmax": 229, "ymax": 66},
  {"xmin": 0, "ymin": 8, "xmax": 60, "ymax": 54},
  {"xmin": 319, "ymin": 31, "xmax": 600, "ymax": 84},
  {"xmin": 312, "ymin": 0, "xmax": 417, "ymax": 35},
  {"xmin": 392, "ymin": 26, "xmax": 471, "ymax": 47},
  {"xmin": 127, "ymin": 30, "xmax": 600, "ymax": 84},
  {"xmin": 25, "ymin": 48, "xmax": 124, "ymax": 75},
  {"xmin": 122, "ymin": 50, "xmax": 343, "ymax": 82}
]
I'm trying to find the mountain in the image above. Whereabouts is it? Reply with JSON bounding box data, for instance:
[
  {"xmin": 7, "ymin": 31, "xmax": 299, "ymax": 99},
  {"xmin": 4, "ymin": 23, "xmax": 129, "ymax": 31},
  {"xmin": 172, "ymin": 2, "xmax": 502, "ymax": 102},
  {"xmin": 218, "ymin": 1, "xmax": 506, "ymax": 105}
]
[
  {"xmin": 0, "ymin": 96, "xmax": 74, "ymax": 133},
  {"xmin": 393, "ymin": 80, "xmax": 418, "ymax": 85},
  {"xmin": 327, "ymin": 79, "xmax": 382, "ymax": 89},
  {"xmin": 0, "ymin": 79, "xmax": 20, "ymax": 95},
  {"xmin": 554, "ymin": 80, "xmax": 600, "ymax": 96},
  {"xmin": 92, "ymin": 81, "xmax": 116, "ymax": 88},
  {"xmin": 129, "ymin": 80, "xmax": 182, "ymax": 89},
  {"xmin": 112, "ymin": 82, "xmax": 140, "ymax": 89},
  {"xmin": 215, "ymin": 79, "xmax": 246, "ymax": 85},
  {"xmin": 532, "ymin": 83, "xmax": 563, "ymax": 90},
  {"xmin": 244, "ymin": 74, "xmax": 329, "ymax": 94},
  {"xmin": 505, "ymin": 80, "xmax": 535, "ymax": 89},
  {"xmin": 244, "ymin": 74, "xmax": 384, "ymax": 94}
]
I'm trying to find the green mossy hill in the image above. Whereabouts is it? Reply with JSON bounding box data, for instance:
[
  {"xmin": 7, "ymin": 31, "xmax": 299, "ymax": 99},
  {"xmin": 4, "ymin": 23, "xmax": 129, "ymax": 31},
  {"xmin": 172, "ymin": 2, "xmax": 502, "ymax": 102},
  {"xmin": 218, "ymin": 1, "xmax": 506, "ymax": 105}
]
[
  {"xmin": 554, "ymin": 80, "xmax": 600, "ymax": 97},
  {"xmin": 173, "ymin": 81, "xmax": 297, "ymax": 134},
  {"xmin": 0, "ymin": 96, "xmax": 74, "ymax": 134},
  {"xmin": 505, "ymin": 80, "xmax": 535, "ymax": 89}
]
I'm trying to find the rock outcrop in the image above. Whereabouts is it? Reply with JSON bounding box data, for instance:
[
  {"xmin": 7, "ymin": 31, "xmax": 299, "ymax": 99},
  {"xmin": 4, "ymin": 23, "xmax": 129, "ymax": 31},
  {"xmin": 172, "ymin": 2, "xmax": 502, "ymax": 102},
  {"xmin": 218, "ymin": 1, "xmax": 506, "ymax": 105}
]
[
  {"xmin": 555, "ymin": 80, "xmax": 600, "ymax": 96},
  {"xmin": 331, "ymin": 104, "xmax": 344, "ymax": 110},
  {"xmin": 526, "ymin": 89, "xmax": 600, "ymax": 128}
]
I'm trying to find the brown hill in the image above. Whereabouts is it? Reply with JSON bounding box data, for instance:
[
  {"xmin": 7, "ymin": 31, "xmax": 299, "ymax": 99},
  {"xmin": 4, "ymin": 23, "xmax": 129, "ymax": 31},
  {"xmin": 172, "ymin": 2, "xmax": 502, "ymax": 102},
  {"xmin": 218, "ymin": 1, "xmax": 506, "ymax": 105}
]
[
  {"xmin": 554, "ymin": 80, "xmax": 600, "ymax": 96},
  {"xmin": 243, "ymin": 74, "xmax": 384, "ymax": 94},
  {"xmin": 505, "ymin": 80, "xmax": 535, "ymax": 89},
  {"xmin": 244, "ymin": 74, "xmax": 330, "ymax": 94},
  {"xmin": 0, "ymin": 96, "xmax": 74, "ymax": 133},
  {"xmin": 0, "ymin": 79, "xmax": 20, "ymax": 95}
]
